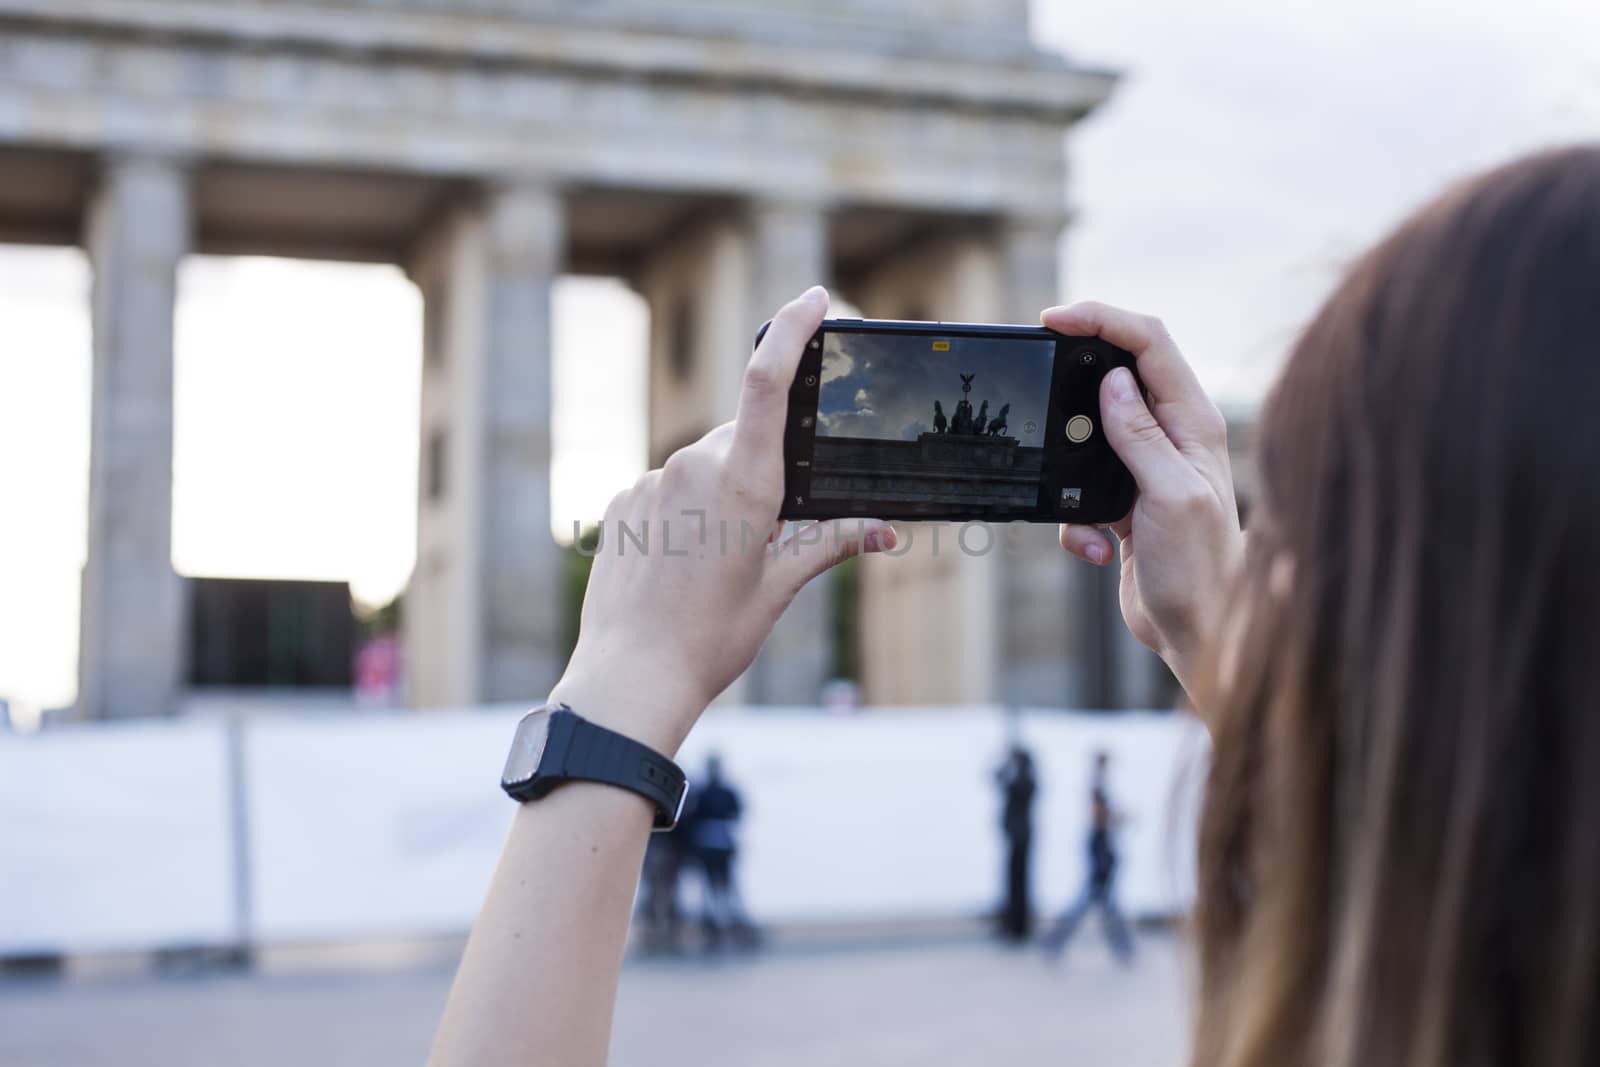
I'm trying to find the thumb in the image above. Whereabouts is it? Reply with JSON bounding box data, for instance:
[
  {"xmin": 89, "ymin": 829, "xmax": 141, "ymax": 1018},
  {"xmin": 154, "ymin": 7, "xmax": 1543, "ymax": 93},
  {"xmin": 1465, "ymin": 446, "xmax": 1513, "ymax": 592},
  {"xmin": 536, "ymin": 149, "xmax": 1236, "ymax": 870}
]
[
  {"xmin": 767, "ymin": 518, "xmax": 898, "ymax": 595},
  {"xmin": 1100, "ymin": 366, "xmax": 1190, "ymax": 499}
]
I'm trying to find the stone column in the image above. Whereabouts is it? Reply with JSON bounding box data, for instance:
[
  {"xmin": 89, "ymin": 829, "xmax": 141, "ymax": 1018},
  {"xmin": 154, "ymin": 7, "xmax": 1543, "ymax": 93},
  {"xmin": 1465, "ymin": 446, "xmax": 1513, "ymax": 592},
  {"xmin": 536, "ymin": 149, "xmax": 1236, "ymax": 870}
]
[
  {"xmin": 406, "ymin": 183, "xmax": 565, "ymax": 707},
  {"xmin": 640, "ymin": 214, "xmax": 754, "ymax": 468},
  {"xmin": 848, "ymin": 228, "xmax": 1006, "ymax": 707},
  {"xmin": 1000, "ymin": 212, "xmax": 1162, "ymax": 709},
  {"xmin": 477, "ymin": 184, "xmax": 565, "ymax": 701},
  {"xmin": 746, "ymin": 198, "xmax": 832, "ymax": 705},
  {"xmin": 996, "ymin": 213, "xmax": 1084, "ymax": 707},
  {"xmin": 78, "ymin": 154, "xmax": 190, "ymax": 719}
]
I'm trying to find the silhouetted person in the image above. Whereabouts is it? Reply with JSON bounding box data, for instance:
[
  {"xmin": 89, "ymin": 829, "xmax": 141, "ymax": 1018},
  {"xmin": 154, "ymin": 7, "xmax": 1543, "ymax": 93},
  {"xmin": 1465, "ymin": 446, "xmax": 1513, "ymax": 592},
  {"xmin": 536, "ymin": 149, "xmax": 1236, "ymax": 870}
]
[
  {"xmin": 636, "ymin": 812, "xmax": 689, "ymax": 954},
  {"xmin": 1042, "ymin": 751, "xmax": 1134, "ymax": 963},
  {"xmin": 995, "ymin": 745, "xmax": 1037, "ymax": 941},
  {"xmin": 684, "ymin": 754, "xmax": 755, "ymax": 949}
]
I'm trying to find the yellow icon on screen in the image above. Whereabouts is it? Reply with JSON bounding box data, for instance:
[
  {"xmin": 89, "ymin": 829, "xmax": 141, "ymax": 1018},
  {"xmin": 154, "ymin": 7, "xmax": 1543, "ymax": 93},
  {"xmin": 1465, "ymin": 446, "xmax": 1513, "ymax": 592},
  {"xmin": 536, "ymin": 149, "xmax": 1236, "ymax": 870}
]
[{"xmin": 932, "ymin": 340, "xmax": 951, "ymax": 351}]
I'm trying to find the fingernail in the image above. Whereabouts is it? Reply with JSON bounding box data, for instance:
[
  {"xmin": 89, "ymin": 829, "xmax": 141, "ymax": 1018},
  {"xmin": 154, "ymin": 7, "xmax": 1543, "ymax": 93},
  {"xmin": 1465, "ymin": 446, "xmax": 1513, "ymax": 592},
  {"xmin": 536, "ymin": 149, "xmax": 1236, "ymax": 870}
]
[
  {"xmin": 1108, "ymin": 367, "xmax": 1138, "ymax": 403},
  {"xmin": 1087, "ymin": 542, "xmax": 1107, "ymax": 565},
  {"xmin": 866, "ymin": 523, "xmax": 896, "ymax": 552},
  {"xmin": 801, "ymin": 284, "xmax": 828, "ymax": 305}
]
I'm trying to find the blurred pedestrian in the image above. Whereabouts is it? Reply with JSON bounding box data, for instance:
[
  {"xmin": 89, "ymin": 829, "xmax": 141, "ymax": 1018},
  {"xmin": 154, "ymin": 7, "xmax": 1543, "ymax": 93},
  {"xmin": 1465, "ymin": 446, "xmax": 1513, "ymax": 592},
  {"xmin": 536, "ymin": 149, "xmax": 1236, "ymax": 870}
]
[
  {"xmin": 994, "ymin": 744, "xmax": 1037, "ymax": 941},
  {"xmin": 636, "ymin": 814, "xmax": 688, "ymax": 954},
  {"xmin": 1042, "ymin": 751, "xmax": 1134, "ymax": 963},
  {"xmin": 684, "ymin": 754, "xmax": 756, "ymax": 949}
]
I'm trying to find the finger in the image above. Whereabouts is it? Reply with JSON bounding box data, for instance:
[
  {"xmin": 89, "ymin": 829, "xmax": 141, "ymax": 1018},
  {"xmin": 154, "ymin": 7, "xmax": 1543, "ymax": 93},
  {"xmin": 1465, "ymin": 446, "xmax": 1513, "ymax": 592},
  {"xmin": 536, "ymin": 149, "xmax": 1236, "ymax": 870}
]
[
  {"xmin": 1100, "ymin": 366, "xmax": 1194, "ymax": 500},
  {"xmin": 1059, "ymin": 524, "xmax": 1116, "ymax": 566},
  {"xmin": 731, "ymin": 286, "xmax": 829, "ymax": 466},
  {"xmin": 1041, "ymin": 301, "xmax": 1209, "ymax": 419},
  {"xmin": 767, "ymin": 517, "xmax": 896, "ymax": 594}
]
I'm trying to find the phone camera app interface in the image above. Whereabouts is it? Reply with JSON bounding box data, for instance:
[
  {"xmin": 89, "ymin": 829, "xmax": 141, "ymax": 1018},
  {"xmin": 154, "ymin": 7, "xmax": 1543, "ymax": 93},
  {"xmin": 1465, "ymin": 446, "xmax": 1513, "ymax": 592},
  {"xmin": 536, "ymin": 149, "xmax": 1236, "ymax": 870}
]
[{"xmin": 808, "ymin": 331, "xmax": 1056, "ymax": 515}]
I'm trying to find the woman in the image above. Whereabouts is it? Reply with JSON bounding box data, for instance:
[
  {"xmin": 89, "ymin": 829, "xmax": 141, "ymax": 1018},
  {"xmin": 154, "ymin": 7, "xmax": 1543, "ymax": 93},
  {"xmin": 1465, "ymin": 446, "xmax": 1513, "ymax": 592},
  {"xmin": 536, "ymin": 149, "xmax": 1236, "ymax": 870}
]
[{"xmin": 429, "ymin": 146, "xmax": 1600, "ymax": 1066}]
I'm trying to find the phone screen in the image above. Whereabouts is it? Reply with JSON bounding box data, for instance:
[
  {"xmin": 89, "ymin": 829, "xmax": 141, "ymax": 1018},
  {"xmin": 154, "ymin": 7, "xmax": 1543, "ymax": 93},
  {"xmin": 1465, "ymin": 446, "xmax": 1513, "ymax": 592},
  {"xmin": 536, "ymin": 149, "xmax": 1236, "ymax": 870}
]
[{"xmin": 781, "ymin": 321, "xmax": 1137, "ymax": 524}]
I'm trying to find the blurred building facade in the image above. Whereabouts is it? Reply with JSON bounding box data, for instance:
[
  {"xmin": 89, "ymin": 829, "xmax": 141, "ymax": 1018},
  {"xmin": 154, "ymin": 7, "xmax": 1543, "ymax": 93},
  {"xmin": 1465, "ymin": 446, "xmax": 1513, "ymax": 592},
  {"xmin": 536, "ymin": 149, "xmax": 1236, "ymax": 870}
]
[{"xmin": 0, "ymin": 0, "xmax": 1229, "ymax": 717}]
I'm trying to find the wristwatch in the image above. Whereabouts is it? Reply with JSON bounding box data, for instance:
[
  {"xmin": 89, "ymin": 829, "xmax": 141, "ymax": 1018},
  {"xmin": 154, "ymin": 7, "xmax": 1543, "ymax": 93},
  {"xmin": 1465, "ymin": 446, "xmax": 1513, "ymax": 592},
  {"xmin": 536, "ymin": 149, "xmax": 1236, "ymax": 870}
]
[{"xmin": 500, "ymin": 704, "xmax": 689, "ymax": 831}]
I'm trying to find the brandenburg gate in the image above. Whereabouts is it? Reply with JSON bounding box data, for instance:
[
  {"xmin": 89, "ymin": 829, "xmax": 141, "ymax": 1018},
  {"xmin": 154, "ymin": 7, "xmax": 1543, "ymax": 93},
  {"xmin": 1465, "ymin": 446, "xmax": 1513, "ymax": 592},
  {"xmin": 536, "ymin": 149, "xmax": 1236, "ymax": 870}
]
[{"xmin": 0, "ymin": 0, "xmax": 1151, "ymax": 716}]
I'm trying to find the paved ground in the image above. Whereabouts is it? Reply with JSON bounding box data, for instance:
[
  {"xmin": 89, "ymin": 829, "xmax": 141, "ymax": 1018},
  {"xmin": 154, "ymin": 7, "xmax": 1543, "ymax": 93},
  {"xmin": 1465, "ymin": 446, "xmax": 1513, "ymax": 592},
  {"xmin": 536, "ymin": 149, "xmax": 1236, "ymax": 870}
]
[{"xmin": 0, "ymin": 934, "xmax": 1189, "ymax": 1066}]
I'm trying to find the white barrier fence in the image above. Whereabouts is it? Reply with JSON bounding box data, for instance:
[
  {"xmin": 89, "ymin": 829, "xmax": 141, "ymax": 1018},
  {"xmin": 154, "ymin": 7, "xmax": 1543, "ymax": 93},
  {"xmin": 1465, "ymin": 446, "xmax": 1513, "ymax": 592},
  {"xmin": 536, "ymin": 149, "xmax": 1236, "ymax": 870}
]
[
  {"xmin": 0, "ymin": 719, "xmax": 239, "ymax": 955},
  {"xmin": 0, "ymin": 707, "xmax": 1209, "ymax": 956}
]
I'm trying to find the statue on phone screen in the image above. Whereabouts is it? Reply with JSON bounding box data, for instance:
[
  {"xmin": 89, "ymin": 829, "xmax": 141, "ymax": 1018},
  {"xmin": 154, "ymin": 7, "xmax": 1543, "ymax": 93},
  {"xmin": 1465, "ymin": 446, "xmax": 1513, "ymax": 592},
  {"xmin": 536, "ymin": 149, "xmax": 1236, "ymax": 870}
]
[
  {"xmin": 952, "ymin": 372, "xmax": 977, "ymax": 434},
  {"xmin": 987, "ymin": 403, "xmax": 1010, "ymax": 437}
]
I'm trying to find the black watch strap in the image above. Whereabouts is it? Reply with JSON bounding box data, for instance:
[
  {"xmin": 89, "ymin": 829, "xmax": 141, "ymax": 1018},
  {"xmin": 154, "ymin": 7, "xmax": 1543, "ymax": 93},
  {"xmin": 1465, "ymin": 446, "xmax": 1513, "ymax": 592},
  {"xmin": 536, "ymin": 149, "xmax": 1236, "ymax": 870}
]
[
  {"xmin": 558, "ymin": 713, "xmax": 687, "ymax": 830},
  {"xmin": 503, "ymin": 706, "xmax": 689, "ymax": 830}
]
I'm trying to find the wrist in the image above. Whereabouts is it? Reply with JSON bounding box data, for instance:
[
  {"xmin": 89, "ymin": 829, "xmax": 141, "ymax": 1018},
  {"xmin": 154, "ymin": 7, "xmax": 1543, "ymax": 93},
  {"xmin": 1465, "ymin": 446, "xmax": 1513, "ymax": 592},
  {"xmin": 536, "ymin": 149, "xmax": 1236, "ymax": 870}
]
[
  {"xmin": 1157, "ymin": 594, "xmax": 1229, "ymax": 706},
  {"xmin": 547, "ymin": 664, "xmax": 706, "ymax": 758},
  {"xmin": 1159, "ymin": 637, "xmax": 1207, "ymax": 699}
]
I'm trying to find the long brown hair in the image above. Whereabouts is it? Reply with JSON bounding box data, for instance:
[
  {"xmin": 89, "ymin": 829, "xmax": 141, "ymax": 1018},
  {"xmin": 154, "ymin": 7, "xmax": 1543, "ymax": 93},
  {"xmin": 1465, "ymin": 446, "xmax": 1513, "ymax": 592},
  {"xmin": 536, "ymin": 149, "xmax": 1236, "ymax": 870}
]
[{"xmin": 1193, "ymin": 146, "xmax": 1600, "ymax": 1067}]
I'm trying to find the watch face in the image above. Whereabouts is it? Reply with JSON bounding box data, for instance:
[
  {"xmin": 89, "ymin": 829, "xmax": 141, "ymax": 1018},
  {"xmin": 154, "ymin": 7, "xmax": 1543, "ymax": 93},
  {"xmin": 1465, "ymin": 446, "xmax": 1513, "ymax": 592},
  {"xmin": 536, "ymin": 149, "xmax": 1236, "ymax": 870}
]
[{"xmin": 501, "ymin": 710, "xmax": 553, "ymax": 789}]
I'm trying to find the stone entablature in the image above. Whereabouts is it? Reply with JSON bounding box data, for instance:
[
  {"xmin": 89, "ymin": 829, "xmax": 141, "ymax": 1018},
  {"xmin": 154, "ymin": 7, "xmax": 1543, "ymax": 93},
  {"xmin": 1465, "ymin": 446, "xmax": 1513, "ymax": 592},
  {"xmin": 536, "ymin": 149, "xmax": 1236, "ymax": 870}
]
[
  {"xmin": 0, "ymin": 1, "xmax": 1111, "ymax": 117},
  {"xmin": 0, "ymin": 2, "xmax": 1110, "ymax": 221},
  {"xmin": 215, "ymin": 0, "xmax": 1036, "ymax": 44}
]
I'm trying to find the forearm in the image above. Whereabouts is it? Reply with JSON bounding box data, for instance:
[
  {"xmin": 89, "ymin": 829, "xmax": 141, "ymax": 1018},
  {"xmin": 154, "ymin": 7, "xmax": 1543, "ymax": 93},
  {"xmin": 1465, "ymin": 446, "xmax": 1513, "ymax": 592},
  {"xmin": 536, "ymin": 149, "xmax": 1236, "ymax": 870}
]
[
  {"xmin": 429, "ymin": 680, "xmax": 697, "ymax": 1067},
  {"xmin": 428, "ymin": 784, "xmax": 653, "ymax": 1067},
  {"xmin": 1162, "ymin": 552, "xmax": 1245, "ymax": 730},
  {"xmin": 427, "ymin": 286, "xmax": 869, "ymax": 1065},
  {"xmin": 1161, "ymin": 636, "xmax": 1212, "ymax": 715}
]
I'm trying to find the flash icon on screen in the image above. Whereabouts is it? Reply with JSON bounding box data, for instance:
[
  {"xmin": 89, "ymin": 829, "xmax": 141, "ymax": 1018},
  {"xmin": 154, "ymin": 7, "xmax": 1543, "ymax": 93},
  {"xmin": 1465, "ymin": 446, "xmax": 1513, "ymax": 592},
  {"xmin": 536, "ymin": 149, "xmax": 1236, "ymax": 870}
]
[{"xmin": 932, "ymin": 340, "xmax": 951, "ymax": 351}]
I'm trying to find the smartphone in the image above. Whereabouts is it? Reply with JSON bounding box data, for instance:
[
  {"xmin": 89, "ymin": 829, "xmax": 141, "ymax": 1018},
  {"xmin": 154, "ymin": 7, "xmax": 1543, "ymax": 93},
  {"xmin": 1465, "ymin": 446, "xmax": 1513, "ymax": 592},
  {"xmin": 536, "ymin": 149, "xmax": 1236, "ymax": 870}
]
[{"xmin": 763, "ymin": 318, "xmax": 1140, "ymax": 524}]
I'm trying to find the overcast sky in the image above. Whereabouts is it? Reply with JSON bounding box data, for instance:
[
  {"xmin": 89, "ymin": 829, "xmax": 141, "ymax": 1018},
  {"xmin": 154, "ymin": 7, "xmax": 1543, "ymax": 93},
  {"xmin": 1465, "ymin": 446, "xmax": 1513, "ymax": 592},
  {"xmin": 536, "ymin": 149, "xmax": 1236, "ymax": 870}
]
[
  {"xmin": 1034, "ymin": 0, "xmax": 1600, "ymax": 403},
  {"xmin": 2, "ymin": 0, "xmax": 1598, "ymax": 715},
  {"xmin": 817, "ymin": 332, "xmax": 1055, "ymax": 443}
]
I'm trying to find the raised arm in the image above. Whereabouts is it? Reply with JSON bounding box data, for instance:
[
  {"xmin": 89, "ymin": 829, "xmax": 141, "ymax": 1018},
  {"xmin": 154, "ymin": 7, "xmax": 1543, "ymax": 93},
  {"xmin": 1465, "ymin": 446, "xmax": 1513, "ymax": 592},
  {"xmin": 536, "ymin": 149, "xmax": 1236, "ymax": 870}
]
[
  {"xmin": 1047, "ymin": 303, "xmax": 1244, "ymax": 726},
  {"xmin": 426, "ymin": 287, "xmax": 893, "ymax": 1067}
]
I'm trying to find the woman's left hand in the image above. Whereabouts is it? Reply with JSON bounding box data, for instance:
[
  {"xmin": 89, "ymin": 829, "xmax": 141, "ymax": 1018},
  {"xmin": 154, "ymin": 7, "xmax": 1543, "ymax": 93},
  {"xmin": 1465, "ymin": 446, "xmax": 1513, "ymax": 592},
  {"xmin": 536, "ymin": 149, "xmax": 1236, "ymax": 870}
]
[{"xmin": 551, "ymin": 286, "xmax": 894, "ymax": 755}]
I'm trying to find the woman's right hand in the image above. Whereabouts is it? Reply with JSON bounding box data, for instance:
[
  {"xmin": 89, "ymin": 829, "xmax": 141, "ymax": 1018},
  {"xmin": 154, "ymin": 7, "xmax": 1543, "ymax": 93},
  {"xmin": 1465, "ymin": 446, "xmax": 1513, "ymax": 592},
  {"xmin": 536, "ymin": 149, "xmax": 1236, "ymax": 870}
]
[{"xmin": 1043, "ymin": 302, "xmax": 1244, "ymax": 701}]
